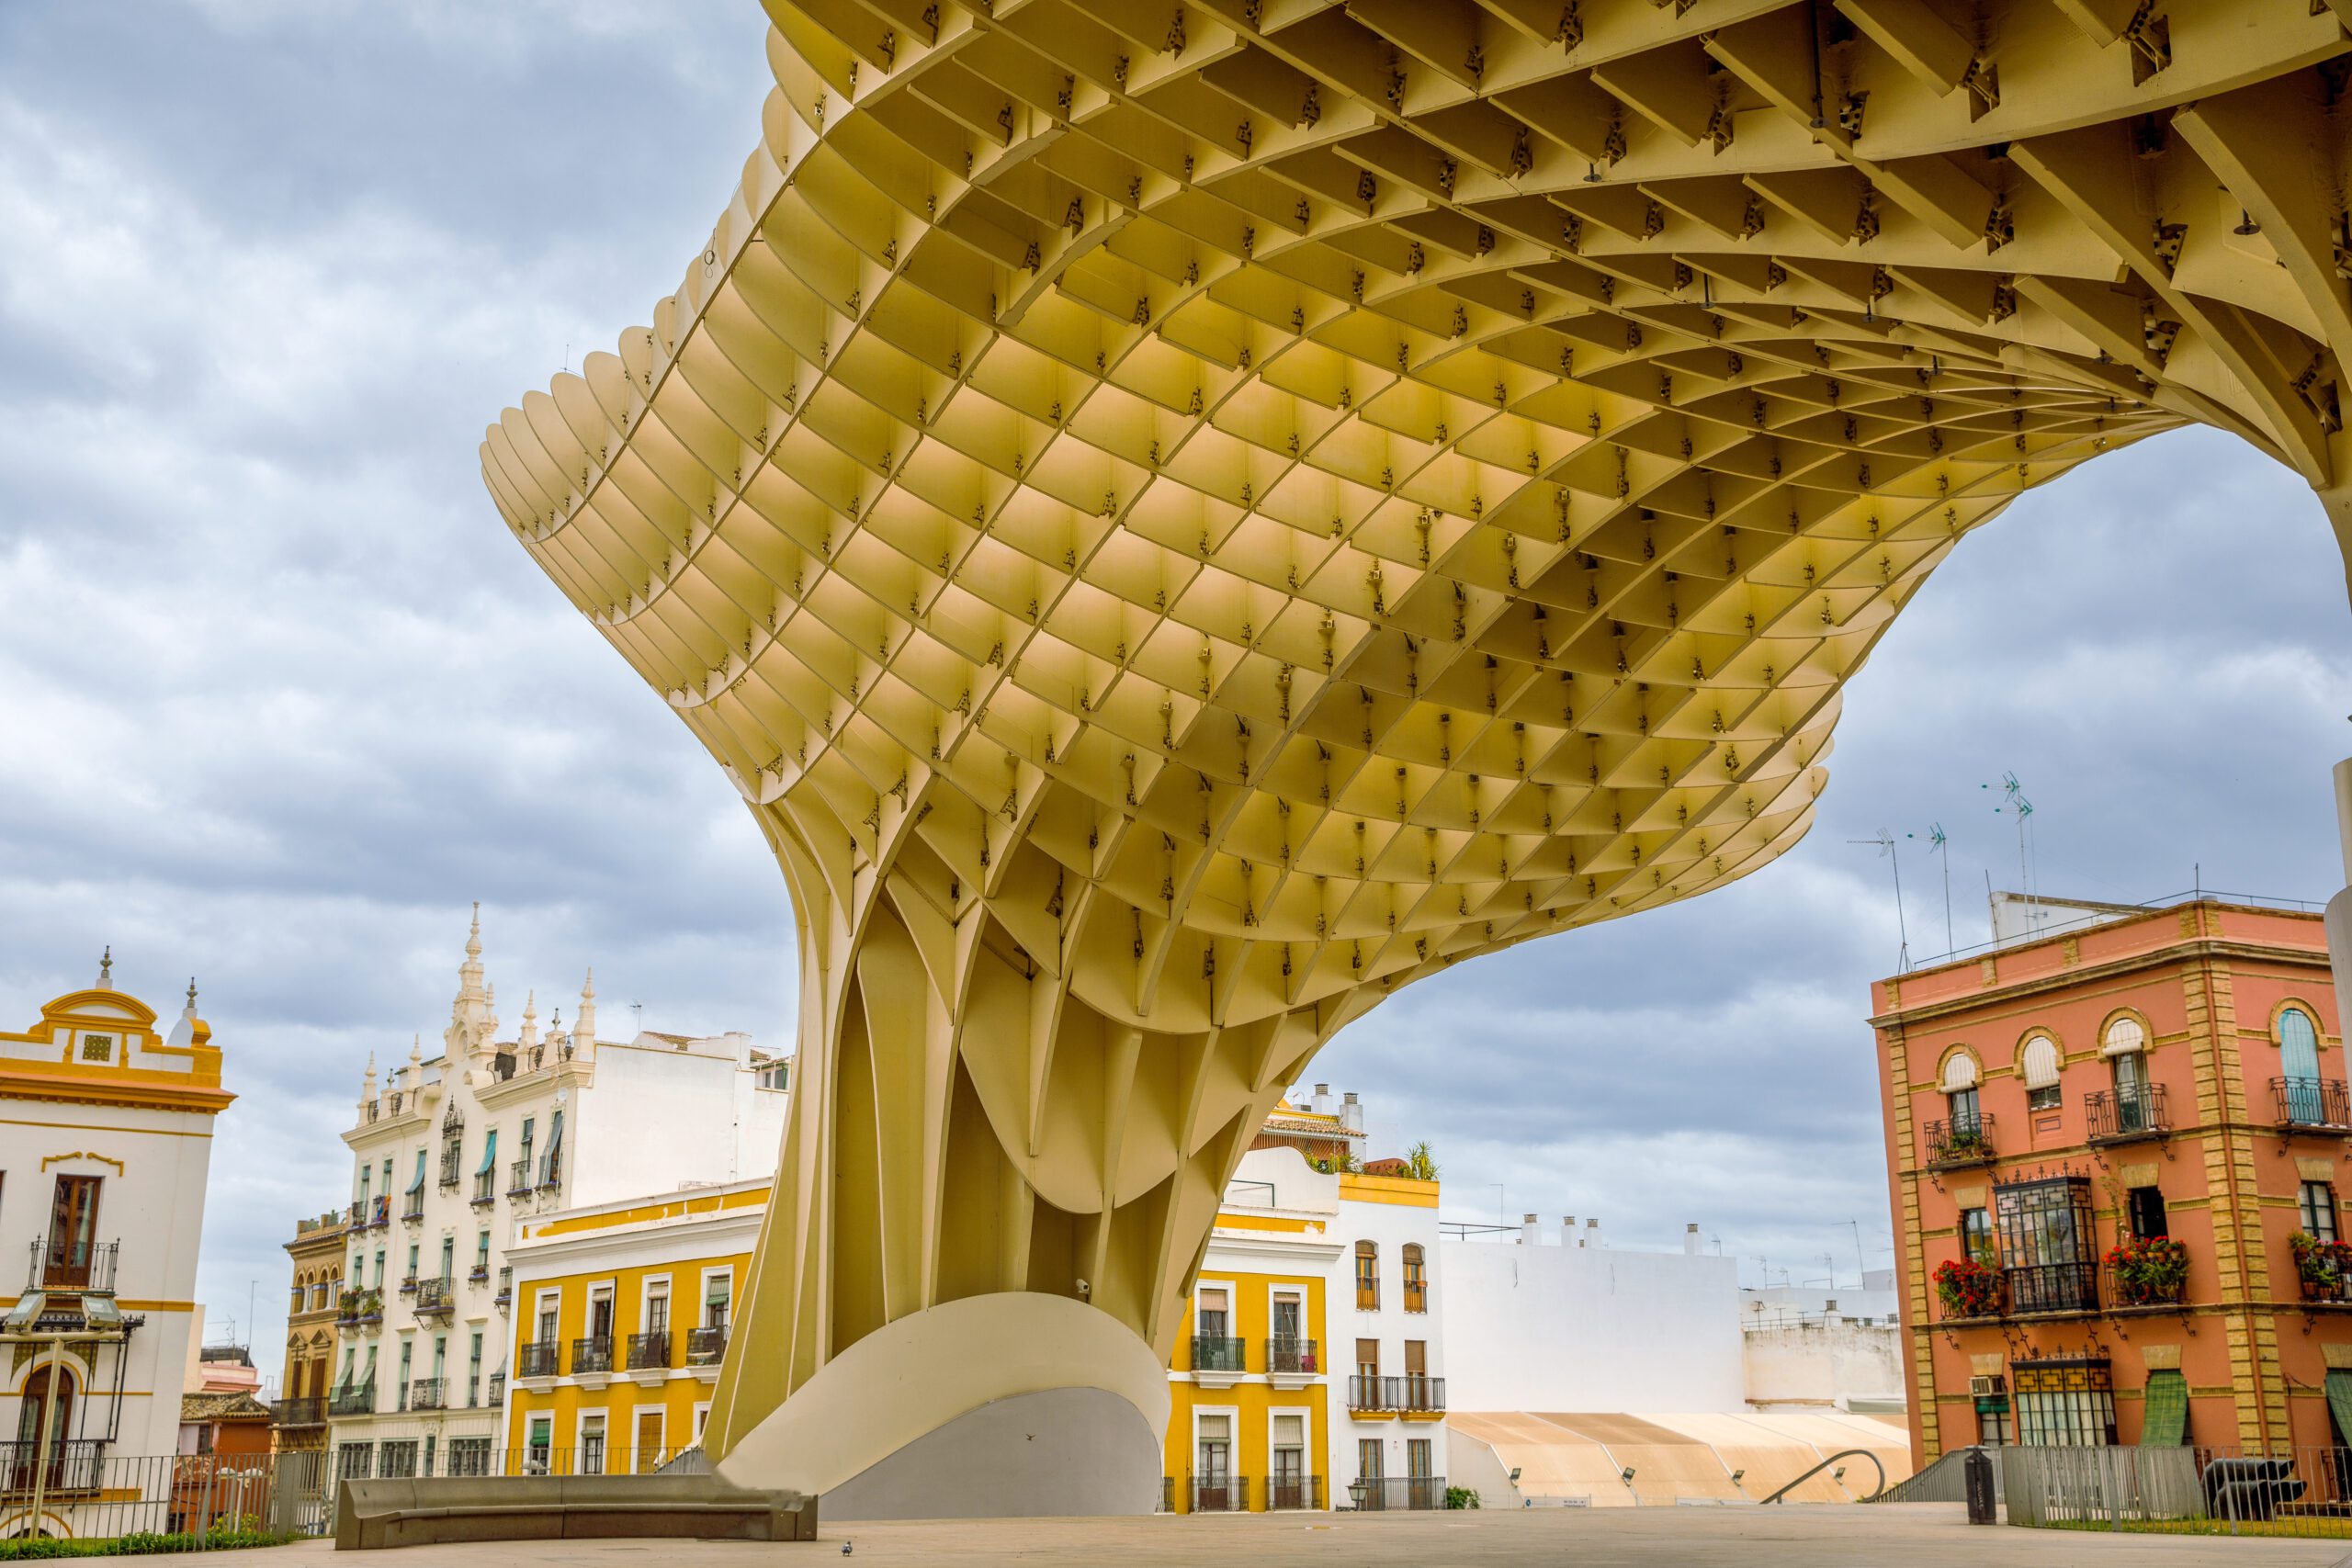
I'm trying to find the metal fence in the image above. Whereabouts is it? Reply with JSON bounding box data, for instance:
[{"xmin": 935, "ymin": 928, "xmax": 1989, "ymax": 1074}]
[
  {"xmin": 0, "ymin": 1447, "xmax": 333, "ymax": 1543},
  {"xmin": 2001, "ymin": 1444, "xmax": 2352, "ymax": 1537}
]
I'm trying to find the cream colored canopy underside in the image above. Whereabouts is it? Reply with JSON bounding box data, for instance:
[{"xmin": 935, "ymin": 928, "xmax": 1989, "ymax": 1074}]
[{"xmin": 482, "ymin": 0, "xmax": 2352, "ymax": 1455}]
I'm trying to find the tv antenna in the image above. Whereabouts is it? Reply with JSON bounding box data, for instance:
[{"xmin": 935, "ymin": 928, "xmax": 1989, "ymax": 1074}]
[
  {"xmin": 1925, "ymin": 823, "xmax": 1953, "ymax": 954},
  {"xmin": 1989, "ymin": 773, "xmax": 2039, "ymax": 936},
  {"xmin": 1849, "ymin": 829, "xmax": 1909, "ymax": 971}
]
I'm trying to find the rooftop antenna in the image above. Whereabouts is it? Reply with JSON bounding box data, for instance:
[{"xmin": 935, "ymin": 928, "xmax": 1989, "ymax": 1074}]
[
  {"xmin": 1849, "ymin": 829, "xmax": 1910, "ymax": 971},
  {"xmin": 1928, "ymin": 823, "xmax": 1952, "ymax": 954}
]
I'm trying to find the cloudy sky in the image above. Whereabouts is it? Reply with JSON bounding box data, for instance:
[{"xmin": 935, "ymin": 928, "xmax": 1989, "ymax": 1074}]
[{"xmin": 3, "ymin": 3, "xmax": 2346, "ymax": 1383}]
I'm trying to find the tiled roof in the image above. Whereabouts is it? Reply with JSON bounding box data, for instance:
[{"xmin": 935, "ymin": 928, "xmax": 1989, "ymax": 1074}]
[{"xmin": 180, "ymin": 1391, "xmax": 272, "ymax": 1423}]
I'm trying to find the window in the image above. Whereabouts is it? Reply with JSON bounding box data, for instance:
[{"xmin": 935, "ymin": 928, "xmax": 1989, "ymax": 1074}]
[
  {"xmin": 1975, "ymin": 1397, "xmax": 2012, "ymax": 1446},
  {"xmin": 422, "ymin": 1434, "xmax": 436, "ymax": 1478},
  {"xmin": 2283, "ymin": 1008, "xmax": 2325, "ymax": 1122},
  {"xmin": 1272, "ymin": 1412, "xmax": 1306, "ymax": 1501},
  {"xmin": 1195, "ymin": 1285, "xmax": 1228, "ymax": 1338},
  {"xmin": 1354, "ymin": 1240, "xmax": 1379, "ymax": 1310},
  {"xmin": 1993, "ymin": 1176, "xmax": 2097, "ymax": 1314},
  {"xmin": 45, "ymin": 1174, "xmax": 101, "ymax": 1286},
  {"xmin": 379, "ymin": 1439, "xmax": 419, "ymax": 1478},
  {"xmin": 336, "ymin": 1442, "xmax": 374, "ymax": 1483},
  {"xmin": 1402, "ymin": 1244, "xmax": 1427, "ymax": 1312},
  {"xmin": 432, "ymin": 1336, "xmax": 447, "ymax": 1380},
  {"xmin": 468, "ymin": 1331, "xmax": 483, "ymax": 1406},
  {"xmin": 2141, "ymin": 1370, "xmax": 2189, "ymax": 1447},
  {"xmin": 1960, "ymin": 1207, "xmax": 1996, "ymax": 1268},
  {"xmin": 372, "ymin": 1249, "xmax": 386, "ymax": 1289},
  {"xmin": 537, "ymin": 1297, "xmax": 559, "ymax": 1348},
  {"xmin": 704, "ymin": 1270, "xmax": 731, "ymax": 1328},
  {"xmin": 1947, "ymin": 1085, "xmax": 1980, "ymax": 1131},
  {"xmin": 1407, "ymin": 1438, "xmax": 1432, "ymax": 1479},
  {"xmin": 2109, "ymin": 1041, "xmax": 2151, "ymax": 1133},
  {"xmin": 2303, "ymin": 1181, "xmax": 2339, "ymax": 1244},
  {"xmin": 397, "ymin": 1340, "xmax": 413, "ymax": 1407},
  {"xmin": 2012, "ymin": 1359, "xmax": 2117, "ymax": 1446},
  {"xmin": 1195, "ymin": 1413, "xmax": 1229, "ymax": 1481},
  {"xmin": 756, "ymin": 1060, "xmax": 790, "ymax": 1091},
  {"xmin": 438, "ymin": 1235, "xmax": 454, "ymax": 1280},
  {"xmin": 2127, "ymin": 1186, "xmax": 2168, "ymax": 1241},
  {"xmin": 646, "ymin": 1281, "xmax": 670, "ymax": 1334},
  {"xmin": 1358, "ymin": 1438, "xmax": 1384, "ymax": 1482},
  {"xmin": 476, "ymin": 1231, "xmax": 491, "ymax": 1272},
  {"xmin": 588, "ymin": 1284, "xmax": 616, "ymax": 1342},
  {"xmin": 579, "ymin": 1414, "xmax": 606, "ymax": 1475},
  {"xmin": 447, "ymin": 1438, "xmax": 492, "ymax": 1477},
  {"xmin": 2021, "ymin": 1036, "xmax": 2060, "ymax": 1111},
  {"xmin": 526, "ymin": 1416, "xmax": 552, "ymax": 1474}
]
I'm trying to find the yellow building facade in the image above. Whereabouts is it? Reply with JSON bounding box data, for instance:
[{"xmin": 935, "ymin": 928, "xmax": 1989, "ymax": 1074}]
[{"xmin": 499, "ymin": 1181, "xmax": 763, "ymax": 1474}]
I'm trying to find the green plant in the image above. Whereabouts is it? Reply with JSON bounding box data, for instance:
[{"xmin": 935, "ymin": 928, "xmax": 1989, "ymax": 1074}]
[
  {"xmin": 1404, "ymin": 1141, "xmax": 1440, "ymax": 1181},
  {"xmin": 2291, "ymin": 1231, "xmax": 2352, "ymax": 1297},
  {"xmin": 1932, "ymin": 1255, "xmax": 2000, "ymax": 1318},
  {"xmin": 1444, "ymin": 1485, "xmax": 1480, "ymax": 1509},
  {"xmin": 0, "ymin": 1528, "xmax": 296, "ymax": 1559},
  {"xmin": 2105, "ymin": 1234, "xmax": 2188, "ymax": 1305}
]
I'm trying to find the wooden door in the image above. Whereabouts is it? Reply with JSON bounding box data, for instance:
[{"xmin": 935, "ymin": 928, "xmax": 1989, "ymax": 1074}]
[
  {"xmin": 633, "ymin": 1409, "xmax": 664, "ymax": 1473},
  {"xmin": 47, "ymin": 1176, "xmax": 100, "ymax": 1287}
]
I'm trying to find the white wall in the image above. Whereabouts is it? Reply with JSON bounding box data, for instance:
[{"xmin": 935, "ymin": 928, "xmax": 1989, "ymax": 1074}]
[
  {"xmin": 573, "ymin": 1033, "xmax": 785, "ymax": 1207},
  {"xmin": 1440, "ymin": 1235, "xmax": 1744, "ymax": 1414},
  {"xmin": 1742, "ymin": 1319, "xmax": 1906, "ymax": 1412}
]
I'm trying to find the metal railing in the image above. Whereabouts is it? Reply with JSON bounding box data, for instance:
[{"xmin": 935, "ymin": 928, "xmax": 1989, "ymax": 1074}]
[
  {"xmin": 2006, "ymin": 1260, "xmax": 2100, "ymax": 1315},
  {"xmin": 571, "ymin": 1335, "xmax": 615, "ymax": 1375},
  {"xmin": 687, "ymin": 1325, "xmax": 728, "ymax": 1365},
  {"xmin": 2274, "ymin": 1077, "xmax": 2352, "ymax": 1130},
  {"xmin": 2108, "ymin": 1246, "xmax": 2191, "ymax": 1309},
  {"xmin": 407, "ymin": 1377, "xmax": 446, "ymax": 1412},
  {"xmin": 468, "ymin": 1262, "xmax": 491, "ymax": 1284},
  {"xmin": 539, "ymin": 1150, "xmax": 564, "ymax": 1190},
  {"xmin": 0, "ymin": 1447, "xmax": 335, "ymax": 1544},
  {"xmin": 328, "ymin": 1382, "xmax": 375, "ymax": 1416},
  {"xmin": 25, "ymin": 1238, "xmax": 119, "ymax": 1293},
  {"xmin": 414, "ymin": 1276, "xmax": 455, "ymax": 1315},
  {"xmin": 1351, "ymin": 1475, "xmax": 1445, "ymax": 1511},
  {"xmin": 1266, "ymin": 1473, "xmax": 1325, "ymax": 1510},
  {"xmin": 1189, "ymin": 1473, "xmax": 1249, "ymax": 1512},
  {"xmin": 0, "ymin": 1439, "xmax": 108, "ymax": 1498},
  {"xmin": 1191, "ymin": 1334, "xmax": 1246, "ymax": 1373},
  {"xmin": 472, "ymin": 1169, "xmax": 497, "ymax": 1206},
  {"xmin": 335, "ymin": 1288, "xmax": 384, "ymax": 1327},
  {"xmin": 1158, "ymin": 1475, "xmax": 1174, "ymax": 1513},
  {"xmin": 401, "ymin": 1193, "xmax": 424, "ymax": 1223},
  {"xmin": 1266, "ymin": 1337, "xmax": 1319, "ymax": 1375},
  {"xmin": 628, "ymin": 1330, "xmax": 671, "ymax": 1371},
  {"xmin": 1999, "ymin": 1443, "xmax": 2352, "ymax": 1536},
  {"xmin": 438, "ymin": 1151, "xmax": 462, "ymax": 1189},
  {"xmin": 273, "ymin": 1396, "xmax": 326, "ymax": 1428},
  {"xmin": 1924, "ymin": 1114, "xmax": 1996, "ymax": 1168},
  {"xmin": 1346, "ymin": 1374, "xmax": 1445, "ymax": 1413},
  {"xmin": 1403, "ymin": 1278, "xmax": 1428, "ymax": 1313},
  {"xmin": 508, "ymin": 1157, "xmax": 537, "ymax": 1197},
  {"xmin": 514, "ymin": 1342, "xmax": 560, "ymax": 1380},
  {"xmin": 494, "ymin": 1266, "xmax": 513, "ymax": 1307},
  {"xmin": 2086, "ymin": 1084, "xmax": 2170, "ymax": 1143},
  {"xmin": 487, "ymin": 1371, "xmax": 505, "ymax": 1405},
  {"xmin": 2298, "ymin": 1268, "xmax": 2352, "ymax": 1305}
]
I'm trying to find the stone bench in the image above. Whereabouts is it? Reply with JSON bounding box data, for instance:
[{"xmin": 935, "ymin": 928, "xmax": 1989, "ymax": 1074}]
[{"xmin": 334, "ymin": 1472, "xmax": 817, "ymax": 1550}]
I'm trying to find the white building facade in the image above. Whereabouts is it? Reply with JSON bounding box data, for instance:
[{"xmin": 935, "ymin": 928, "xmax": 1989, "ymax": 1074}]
[
  {"xmin": 1, "ymin": 964, "xmax": 230, "ymax": 1540},
  {"xmin": 324, "ymin": 912, "xmax": 786, "ymax": 1484}
]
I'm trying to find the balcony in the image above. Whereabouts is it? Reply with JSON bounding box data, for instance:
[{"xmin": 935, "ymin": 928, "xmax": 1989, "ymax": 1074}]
[
  {"xmin": 1265, "ymin": 1474, "xmax": 1325, "ymax": 1511},
  {"xmin": 627, "ymin": 1331, "xmax": 671, "ymax": 1384},
  {"xmin": 1346, "ymin": 1375, "xmax": 1446, "ymax": 1415},
  {"xmin": 487, "ymin": 1371, "xmax": 505, "ymax": 1405},
  {"xmin": 1924, "ymin": 1114, "xmax": 1996, "ymax": 1169},
  {"xmin": 2086, "ymin": 1085, "xmax": 2170, "ymax": 1145},
  {"xmin": 508, "ymin": 1157, "xmax": 537, "ymax": 1199},
  {"xmin": 2274, "ymin": 1076, "xmax": 2352, "ymax": 1131},
  {"xmin": 2105, "ymin": 1239, "xmax": 2190, "ymax": 1311},
  {"xmin": 468, "ymin": 1262, "xmax": 490, "ymax": 1286},
  {"xmin": 1189, "ymin": 1474, "xmax": 1248, "ymax": 1513},
  {"xmin": 328, "ymin": 1382, "xmax": 375, "ymax": 1416},
  {"xmin": 414, "ymin": 1277, "xmax": 455, "ymax": 1317},
  {"xmin": 25, "ymin": 1238, "xmax": 118, "ymax": 1295},
  {"xmin": 272, "ymin": 1397, "xmax": 326, "ymax": 1428},
  {"xmin": 514, "ymin": 1342, "xmax": 560, "ymax": 1382},
  {"xmin": 397, "ymin": 1274, "xmax": 418, "ymax": 1296},
  {"xmin": 336, "ymin": 1288, "xmax": 384, "ymax": 1330},
  {"xmin": 1191, "ymin": 1334, "xmax": 1247, "ymax": 1388},
  {"xmin": 407, "ymin": 1377, "xmax": 446, "ymax": 1412},
  {"xmin": 366, "ymin": 1195, "xmax": 390, "ymax": 1230},
  {"xmin": 471, "ymin": 1170, "xmax": 497, "ymax": 1208},
  {"xmin": 686, "ymin": 1325, "xmax": 728, "ymax": 1379},
  {"xmin": 1351, "ymin": 1475, "xmax": 1445, "ymax": 1511},
  {"xmin": 400, "ymin": 1194, "xmax": 425, "ymax": 1224},
  {"xmin": 1266, "ymin": 1337, "xmax": 1320, "ymax": 1388},
  {"xmin": 538, "ymin": 1151, "xmax": 564, "ymax": 1191},
  {"xmin": 494, "ymin": 1267, "xmax": 513, "ymax": 1309},
  {"xmin": 2005, "ymin": 1260, "xmax": 2100, "ymax": 1317},
  {"xmin": 1402, "ymin": 1278, "xmax": 1428, "ymax": 1314},
  {"xmin": 571, "ymin": 1335, "xmax": 615, "ymax": 1382},
  {"xmin": 0, "ymin": 1439, "xmax": 108, "ymax": 1498}
]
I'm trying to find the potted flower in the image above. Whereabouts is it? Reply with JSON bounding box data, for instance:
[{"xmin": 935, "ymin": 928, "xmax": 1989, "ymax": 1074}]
[
  {"xmin": 1932, "ymin": 1256, "xmax": 2000, "ymax": 1319},
  {"xmin": 2291, "ymin": 1232, "xmax": 2352, "ymax": 1300},
  {"xmin": 2106, "ymin": 1234, "xmax": 2189, "ymax": 1306}
]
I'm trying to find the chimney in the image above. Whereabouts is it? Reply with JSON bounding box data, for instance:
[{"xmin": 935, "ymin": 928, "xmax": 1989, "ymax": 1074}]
[
  {"xmin": 1312, "ymin": 1083, "xmax": 1331, "ymax": 1115},
  {"xmin": 1585, "ymin": 1217, "xmax": 1600, "ymax": 1248},
  {"xmin": 1564, "ymin": 1216, "xmax": 1579, "ymax": 1247},
  {"xmin": 1340, "ymin": 1091, "xmax": 1362, "ymax": 1133},
  {"xmin": 1521, "ymin": 1213, "xmax": 1540, "ymax": 1247},
  {"xmin": 1683, "ymin": 1224, "xmax": 1701, "ymax": 1256}
]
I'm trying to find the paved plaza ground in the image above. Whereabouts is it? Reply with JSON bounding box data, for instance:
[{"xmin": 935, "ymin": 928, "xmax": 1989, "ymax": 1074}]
[{"xmin": 178, "ymin": 1505, "xmax": 2352, "ymax": 1565}]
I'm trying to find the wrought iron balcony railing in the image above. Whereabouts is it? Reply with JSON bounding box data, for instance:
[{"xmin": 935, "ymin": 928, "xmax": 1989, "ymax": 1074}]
[
  {"xmin": 686, "ymin": 1325, "xmax": 728, "ymax": 1365},
  {"xmin": 335, "ymin": 1288, "xmax": 384, "ymax": 1327},
  {"xmin": 272, "ymin": 1396, "xmax": 326, "ymax": 1427},
  {"xmin": 2005, "ymin": 1260, "xmax": 2100, "ymax": 1316},
  {"xmin": 1402, "ymin": 1279, "xmax": 1428, "ymax": 1313},
  {"xmin": 400, "ymin": 1195, "xmax": 424, "ymax": 1224},
  {"xmin": 468, "ymin": 1262, "xmax": 490, "ymax": 1285},
  {"xmin": 1191, "ymin": 1335, "xmax": 1246, "ymax": 1374},
  {"xmin": 2274, "ymin": 1076, "xmax": 2352, "ymax": 1130},
  {"xmin": 1189, "ymin": 1473, "xmax": 1248, "ymax": 1513},
  {"xmin": 571, "ymin": 1335, "xmax": 614, "ymax": 1375},
  {"xmin": 2106, "ymin": 1248, "xmax": 2190, "ymax": 1309},
  {"xmin": 487, "ymin": 1371, "xmax": 505, "ymax": 1404},
  {"xmin": 25, "ymin": 1239, "xmax": 118, "ymax": 1294},
  {"xmin": 2086, "ymin": 1084, "xmax": 2170, "ymax": 1144},
  {"xmin": 414, "ymin": 1277, "xmax": 455, "ymax": 1316},
  {"xmin": 0, "ymin": 1439, "xmax": 107, "ymax": 1496},
  {"xmin": 407, "ymin": 1377, "xmax": 446, "ymax": 1412},
  {"xmin": 508, "ymin": 1157, "xmax": 537, "ymax": 1198},
  {"xmin": 494, "ymin": 1267, "xmax": 513, "ymax": 1307},
  {"xmin": 1351, "ymin": 1475, "xmax": 1445, "ymax": 1511},
  {"xmin": 514, "ymin": 1342, "xmax": 560, "ymax": 1380},
  {"xmin": 471, "ymin": 1170, "xmax": 497, "ymax": 1207},
  {"xmin": 627, "ymin": 1331, "xmax": 671, "ymax": 1371},
  {"xmin": 1266, "ymin": 1473, "xmax": 1325, "ymax": 1510},
  {"xmin": 1265, "ymin": 1337, "xmax": 1319, "ymax": 1375},
  {"xmin": 1923, "ymin": 1114, "xmax": 1996, "ymax": 1168},
  {"xmin": 328, "ymin": 1382, "xmax": 375, "ymax": 1416},
  {"xmin": 1345, "ymin": 1374, "xmax": 1445, "ymax": 1413}
]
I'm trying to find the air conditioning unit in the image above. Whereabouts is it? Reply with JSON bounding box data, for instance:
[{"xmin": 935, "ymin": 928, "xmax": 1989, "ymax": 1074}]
[{"xmin": 1969, "ymin": 1373, "xmax": 2007, "ymax": 1397}]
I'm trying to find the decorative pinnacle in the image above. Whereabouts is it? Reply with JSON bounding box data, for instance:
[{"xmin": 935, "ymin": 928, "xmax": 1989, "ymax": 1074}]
[
  {"xmin": 466, "ymin": 901, "xmax": 482, "ymax": 959},
  {"xmin": 96, "ymin": 945, "xmax": 113, "ymax": 988}
]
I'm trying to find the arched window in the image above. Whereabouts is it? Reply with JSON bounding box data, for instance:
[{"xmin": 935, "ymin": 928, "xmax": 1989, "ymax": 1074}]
[
  {"xmin": 2102, "ymin": 1018, "xmax": 2146, "ymax": 1057},
  {"xmin": 1354, "ymin": 1239, "xmax": 1378, "ymax": 1311},
  {"xmin": 2101, "ymin": 1017, "xmax": 2151, "ymax": 1128},
  {"xmin": 13, "ymin": 1364, "xmax": 77, "ymax": 1485},
  {"xmin": 2021, "ymin": 1036, "xmax": 2061, "ymax": 1111},
  {"xmin": 1939, "ymin": 1053, "xmax": 1981, "ymax": 1134},
  {"xmin": 1401, "ymin": 1243, "xmax": 1427, "ymax": 1313},
  {"xmin": 2280, "ymin": 1007, "xmax": 2324, "ymax": 1124}
]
